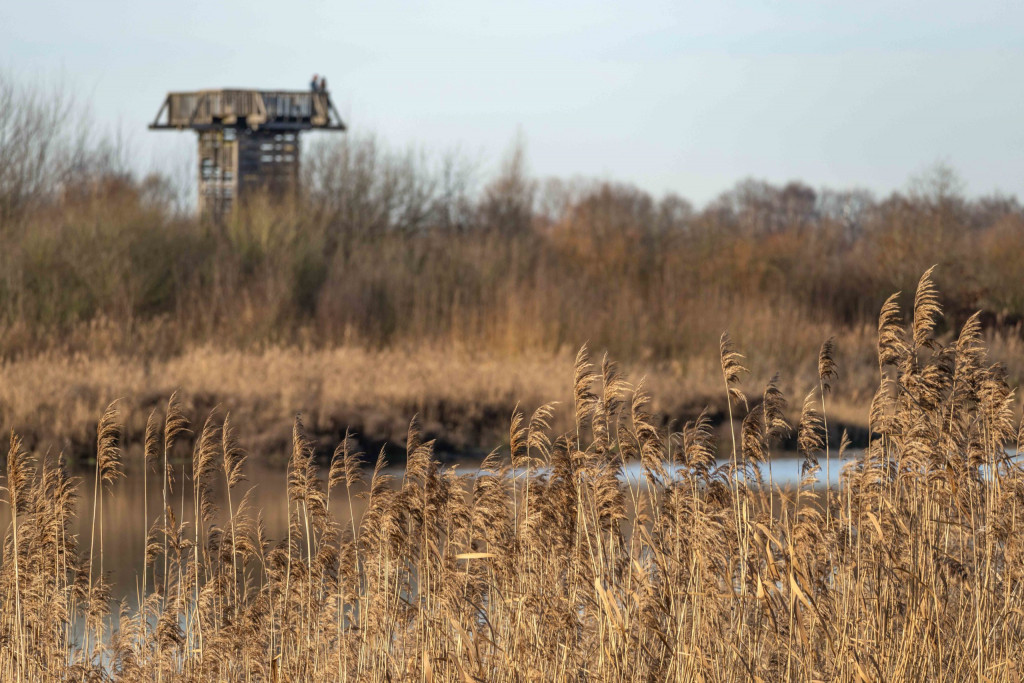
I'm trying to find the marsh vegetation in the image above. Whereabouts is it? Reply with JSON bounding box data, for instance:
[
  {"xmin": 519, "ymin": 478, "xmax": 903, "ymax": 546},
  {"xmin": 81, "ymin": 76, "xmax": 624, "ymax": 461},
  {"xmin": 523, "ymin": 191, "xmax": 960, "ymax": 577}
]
[
  {"xmin": 4, "ymin": 72, "xmax": 1024, "ymax": 458},
  {"xmin": 2, "ymin": 271, "xmax": 1024, "ymax": 681}
]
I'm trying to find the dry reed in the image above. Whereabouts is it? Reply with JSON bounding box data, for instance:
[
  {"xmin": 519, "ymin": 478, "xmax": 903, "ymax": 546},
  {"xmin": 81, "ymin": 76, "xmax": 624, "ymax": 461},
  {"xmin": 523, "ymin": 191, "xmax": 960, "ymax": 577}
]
[{"xmin": 1, "ymin": 270, "xmax": 1023, "ymax": 681}]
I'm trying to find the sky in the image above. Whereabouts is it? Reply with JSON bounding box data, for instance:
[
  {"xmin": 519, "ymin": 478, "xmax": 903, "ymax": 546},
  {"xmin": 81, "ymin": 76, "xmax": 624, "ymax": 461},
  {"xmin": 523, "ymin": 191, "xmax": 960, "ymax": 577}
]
[{"xmin": 2, "ymin": 0, "xmax": 1023, "ymax": 205}]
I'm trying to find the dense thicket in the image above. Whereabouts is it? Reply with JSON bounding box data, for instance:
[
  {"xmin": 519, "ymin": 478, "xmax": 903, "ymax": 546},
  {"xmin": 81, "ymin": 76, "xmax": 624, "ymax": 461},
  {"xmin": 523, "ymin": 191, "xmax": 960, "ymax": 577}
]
[{"xmin": 2, "ymin": 76, "xmax": 1023, "ymax": 372}]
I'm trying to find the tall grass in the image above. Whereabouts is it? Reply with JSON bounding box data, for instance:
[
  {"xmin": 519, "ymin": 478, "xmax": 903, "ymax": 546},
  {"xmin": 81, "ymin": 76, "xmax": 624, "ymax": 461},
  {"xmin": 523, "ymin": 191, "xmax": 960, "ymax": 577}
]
[{"xmin": 2, "ymin": 271, "xmax": 1022, "ymax": 681}]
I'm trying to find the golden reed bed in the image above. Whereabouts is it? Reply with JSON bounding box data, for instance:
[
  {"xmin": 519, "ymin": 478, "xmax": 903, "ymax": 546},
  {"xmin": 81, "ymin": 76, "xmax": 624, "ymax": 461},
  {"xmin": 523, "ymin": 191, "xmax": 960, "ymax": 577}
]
[{"xmin": 2, "ymin": 269, "xmax": 1023, "ymax": 681}]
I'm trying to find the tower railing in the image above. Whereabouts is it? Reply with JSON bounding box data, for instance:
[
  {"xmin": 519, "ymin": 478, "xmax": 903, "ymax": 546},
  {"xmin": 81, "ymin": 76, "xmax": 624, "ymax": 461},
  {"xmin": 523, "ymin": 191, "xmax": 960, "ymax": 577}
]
[{"xmin": 150, "ymin": 89, "xmax": 345, "ymax": 131}]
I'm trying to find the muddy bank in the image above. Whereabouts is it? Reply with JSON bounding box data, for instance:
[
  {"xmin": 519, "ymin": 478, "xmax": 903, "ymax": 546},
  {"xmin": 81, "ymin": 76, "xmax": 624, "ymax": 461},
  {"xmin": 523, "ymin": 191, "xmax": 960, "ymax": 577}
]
[{"xmin": 0, "ymin": 345, "xmax": 872, "ymax": 466}]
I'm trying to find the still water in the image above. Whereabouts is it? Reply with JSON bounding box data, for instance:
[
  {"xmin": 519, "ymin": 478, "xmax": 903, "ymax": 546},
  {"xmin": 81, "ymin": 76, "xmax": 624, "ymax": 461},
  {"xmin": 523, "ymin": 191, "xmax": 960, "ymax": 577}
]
[{"xmin": 0, "ymin": 454, "xmax": 849, "ymax": 601}]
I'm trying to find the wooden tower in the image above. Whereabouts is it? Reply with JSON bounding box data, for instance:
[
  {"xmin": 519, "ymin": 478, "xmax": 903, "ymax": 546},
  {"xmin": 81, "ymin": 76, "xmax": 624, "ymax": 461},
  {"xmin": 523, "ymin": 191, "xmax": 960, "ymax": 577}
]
[{"xmin": 149, "ymin": 88, "xmax": 346, "ymax": 218}]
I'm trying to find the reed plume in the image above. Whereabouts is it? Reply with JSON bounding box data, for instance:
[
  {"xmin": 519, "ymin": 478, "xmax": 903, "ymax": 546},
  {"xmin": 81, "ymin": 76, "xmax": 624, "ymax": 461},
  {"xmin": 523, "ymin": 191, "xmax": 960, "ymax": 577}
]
[{"xmin": 0, "ymin": 271, "xmax": 1021, "ymax": 681}]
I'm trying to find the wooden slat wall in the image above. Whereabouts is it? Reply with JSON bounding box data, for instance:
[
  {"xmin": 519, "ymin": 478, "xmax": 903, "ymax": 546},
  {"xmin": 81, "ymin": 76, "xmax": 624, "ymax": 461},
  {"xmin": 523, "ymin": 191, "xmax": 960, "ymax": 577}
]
[
  {"xmin": 198, "ymin": 129, "xmax": 299, "ymax": 218},
  {"xmin": 166, "ymin": 90, "xmax": 333, "ymax": 128}
]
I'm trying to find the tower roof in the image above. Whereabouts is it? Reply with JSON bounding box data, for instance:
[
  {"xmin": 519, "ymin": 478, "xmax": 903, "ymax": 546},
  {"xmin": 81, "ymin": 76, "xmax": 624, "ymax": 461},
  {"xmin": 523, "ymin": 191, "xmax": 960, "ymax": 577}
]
[{"xmin": 149, "ymin": 89, "xmax": 346, "ymax": 132}]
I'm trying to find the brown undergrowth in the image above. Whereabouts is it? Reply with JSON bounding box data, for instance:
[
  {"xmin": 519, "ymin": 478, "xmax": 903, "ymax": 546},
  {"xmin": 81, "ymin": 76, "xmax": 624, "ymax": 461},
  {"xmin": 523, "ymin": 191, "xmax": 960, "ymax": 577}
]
[
  {"xmin": 0, "ymin": 337, "xmax": 882, "ymax": 462},
  {"xmin": 2, "ymin": 270, "xmax": 1023, "ymax": 681}
]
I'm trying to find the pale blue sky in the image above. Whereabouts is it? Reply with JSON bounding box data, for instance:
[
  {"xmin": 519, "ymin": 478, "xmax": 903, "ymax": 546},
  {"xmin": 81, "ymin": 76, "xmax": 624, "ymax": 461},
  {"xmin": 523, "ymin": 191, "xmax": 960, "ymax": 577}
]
[{"xmin": 2, "ymin": 0, "xmax": 1023, "ymax": 204}]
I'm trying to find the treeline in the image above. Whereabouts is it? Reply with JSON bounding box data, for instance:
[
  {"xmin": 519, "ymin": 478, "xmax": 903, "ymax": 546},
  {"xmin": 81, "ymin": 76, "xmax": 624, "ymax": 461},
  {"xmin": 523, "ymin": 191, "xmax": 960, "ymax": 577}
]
[{"xmin": 1, "ymin": 75, "xmax": 1023, "ymax": 367}]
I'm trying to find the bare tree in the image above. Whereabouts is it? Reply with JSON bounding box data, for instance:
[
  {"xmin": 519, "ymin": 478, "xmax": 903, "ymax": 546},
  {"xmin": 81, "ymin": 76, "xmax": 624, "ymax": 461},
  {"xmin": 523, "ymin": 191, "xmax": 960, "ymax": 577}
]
[{"xmin": 478, "ymin": 133, "xmax": 535, "ymax": 236}]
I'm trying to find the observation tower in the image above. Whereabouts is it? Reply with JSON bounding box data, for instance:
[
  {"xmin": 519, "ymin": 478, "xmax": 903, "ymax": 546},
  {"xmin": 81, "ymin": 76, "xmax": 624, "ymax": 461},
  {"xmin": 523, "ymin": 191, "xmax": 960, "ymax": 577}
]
[{"xmin": 150, "ymin": 88, "xmax": 346, "ymax": 218}]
